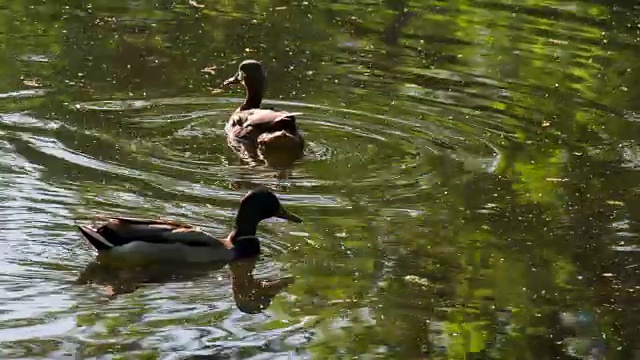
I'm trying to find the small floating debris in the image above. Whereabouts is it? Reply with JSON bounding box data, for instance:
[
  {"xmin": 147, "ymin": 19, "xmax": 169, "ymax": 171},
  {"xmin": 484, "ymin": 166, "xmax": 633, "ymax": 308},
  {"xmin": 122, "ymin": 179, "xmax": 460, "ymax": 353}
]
[
  {"xmin": 548, "ymin": 38, "xmax": 569, "ymax": 45},
  {"xmin": 404, "ymin": 275, "xmax": 431, "ymax": 288},
  {"xmin": 305, "ymin": 238, "xmax": 320, "ymax": 248},
  {"xmin": 188, "ymin": 0, "xmax": 205, "ymax": 8},
  {"xmin": 201, "ymin": 65, "xmax": 217, "ymax": 74},
  {"xmin": 22, "ymin": 79, "xmax": 43, "ymax": 87},
  {"xmin": 18, "ymin": 54, "xmax": 50, "ymax": 62},
  {"xmin": 611, "ymin": 245, "xmax": 640, "ymax": 252},
  {"xmin": 546, "ymin": 177, "xmax": 569, "ymax": 182}
]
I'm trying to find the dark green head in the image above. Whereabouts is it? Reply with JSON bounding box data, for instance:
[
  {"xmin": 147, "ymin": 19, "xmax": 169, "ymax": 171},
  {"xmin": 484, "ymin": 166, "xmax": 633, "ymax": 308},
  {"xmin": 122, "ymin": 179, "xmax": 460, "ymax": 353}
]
[
  {"xmin": 231, "ymin": 188, "xmax": 302, "ymax": 259},
  {"xmin": 233, "ymin": 187, "xmax": 302, "ymax": 240},
  {"xmin": 223, "ymin": 59, "xmax": 266, "ymax": 89}
]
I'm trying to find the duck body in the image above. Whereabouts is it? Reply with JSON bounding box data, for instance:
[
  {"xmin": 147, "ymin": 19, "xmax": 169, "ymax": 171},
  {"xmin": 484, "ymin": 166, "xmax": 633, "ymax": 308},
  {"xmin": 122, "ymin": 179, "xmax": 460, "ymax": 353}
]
[
  {"xmin": 226, "ymin": 109, "xmax": 304, "ymax": 150},
  {"xmin": 222, "ymin": 60, "xmax": 305, "ymax": 166},
  {"xmin": 76, "ymin": 188, "xmax": 302, "ymax": 263},
  {"xmin": 77, "ymin": 217, "xmax": 238, "ymax": 263}
]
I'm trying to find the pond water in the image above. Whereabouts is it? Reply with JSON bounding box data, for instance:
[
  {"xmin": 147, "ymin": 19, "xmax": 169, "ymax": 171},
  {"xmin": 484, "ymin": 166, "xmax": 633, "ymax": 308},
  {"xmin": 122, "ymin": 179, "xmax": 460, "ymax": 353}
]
[{"xmin": 0, "ymin": 0, "xmax": 638, "ymax": 358}]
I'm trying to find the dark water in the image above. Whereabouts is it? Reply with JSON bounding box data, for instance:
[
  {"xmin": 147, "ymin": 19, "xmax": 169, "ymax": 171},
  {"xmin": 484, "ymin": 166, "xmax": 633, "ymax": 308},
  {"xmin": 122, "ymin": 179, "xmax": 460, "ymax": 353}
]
[{"xmin": 0, "ymin": 0, "xmax": 638, "ymax": 358}]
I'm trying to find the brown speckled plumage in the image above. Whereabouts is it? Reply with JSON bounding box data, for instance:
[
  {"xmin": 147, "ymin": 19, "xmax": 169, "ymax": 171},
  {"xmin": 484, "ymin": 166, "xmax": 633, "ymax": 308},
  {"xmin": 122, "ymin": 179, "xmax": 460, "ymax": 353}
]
[{"xmin": 222, "ymin": 60, "xmax": 305, "ymax": 167}]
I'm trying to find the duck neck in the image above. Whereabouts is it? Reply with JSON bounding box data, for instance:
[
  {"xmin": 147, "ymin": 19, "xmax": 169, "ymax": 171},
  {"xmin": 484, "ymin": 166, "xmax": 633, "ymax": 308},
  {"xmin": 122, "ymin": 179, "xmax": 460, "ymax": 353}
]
[
  {"xmin": 229, "ymin": 213, "xmax": 261, "ymax": 259},
  {"xmin": 229, "ymin": 227, "xmax": 260, "ymax": 259},
  {"xmin": 229, "ymin": 225, "xmax": 258, "ymax": 241},
  {"xmin": 239, "ymin": 80, "xmax": 264, "ymax": 110}
]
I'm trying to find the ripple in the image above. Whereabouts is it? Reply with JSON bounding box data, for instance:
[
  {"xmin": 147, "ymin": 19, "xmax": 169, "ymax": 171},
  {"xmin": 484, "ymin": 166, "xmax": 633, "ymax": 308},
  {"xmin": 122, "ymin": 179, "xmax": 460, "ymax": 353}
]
[
  {"xmin": 17, "ymin": 54, "xmax": 51, "ymax": 63},
  {"xmin": 0, "ymin": 89, "xmax": 49, "ymax": 100},
  {"xmin": 0, "ymin": 316, "xmax": 76, "ymax": 342},
  {"xmin": 0, "ymin": 113, "xmax": 60, "ymax": 130},
  {"xmin": 72, "ymin": 96, "xmax": 230, "ymax": 111},
  {"xmin": 68, "ymin": 95, "xmax": 500, "ymax": 206}
]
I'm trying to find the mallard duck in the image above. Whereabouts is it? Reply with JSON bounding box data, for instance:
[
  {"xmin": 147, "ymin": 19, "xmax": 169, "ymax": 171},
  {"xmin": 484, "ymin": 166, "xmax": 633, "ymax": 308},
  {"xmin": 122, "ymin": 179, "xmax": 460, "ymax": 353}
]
[
  {"xmin": 76, "ymin": 188, "xmax": 302, "ymax": 263},
  {"xmin": 222, "ymin": 60, "xmax": 305, "ymax": 167}
]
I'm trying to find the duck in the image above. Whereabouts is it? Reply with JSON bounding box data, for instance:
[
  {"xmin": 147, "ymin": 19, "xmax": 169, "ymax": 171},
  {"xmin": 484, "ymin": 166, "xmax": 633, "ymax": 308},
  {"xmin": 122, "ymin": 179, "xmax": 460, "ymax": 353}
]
[
  {"xmin": 76, "ymin": 188, "xmax": 302, "ymax": 263},
  {"xmin": 221, "ymin": 60, "xmax": 305, "ymax": 167}
]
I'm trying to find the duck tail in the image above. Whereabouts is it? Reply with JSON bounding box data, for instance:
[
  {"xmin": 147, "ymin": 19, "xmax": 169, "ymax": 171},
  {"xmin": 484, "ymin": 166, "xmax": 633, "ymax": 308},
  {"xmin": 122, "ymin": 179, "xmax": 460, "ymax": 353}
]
[
  {"xmin": 257, "ymin": 131, "xmax": 303, "ymax": 150},
  {"xmin": 77, "ymin": 225, "xmax": 114, "ymax": 252}
]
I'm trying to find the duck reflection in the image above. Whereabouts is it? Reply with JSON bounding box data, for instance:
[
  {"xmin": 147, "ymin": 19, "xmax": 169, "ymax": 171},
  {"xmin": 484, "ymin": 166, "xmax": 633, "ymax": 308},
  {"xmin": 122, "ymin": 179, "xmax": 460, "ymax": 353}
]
[
  {"xmin": 228, "ymin": 137, "xmax": 303, "ymax": 172},
  {"xmin": 228, "ymin": 258, "xmax": 294, "ymax": 314},
  {"xmin": 75, "ymin": 256, "xmax": 294, "ymax": 314}
]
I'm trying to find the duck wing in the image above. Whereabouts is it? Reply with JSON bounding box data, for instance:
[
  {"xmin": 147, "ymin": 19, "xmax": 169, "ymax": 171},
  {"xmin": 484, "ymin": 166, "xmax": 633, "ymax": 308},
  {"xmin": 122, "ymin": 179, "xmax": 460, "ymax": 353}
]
[
  {"xmin": 230, "ymin": 109, "xmax": 303, "ymax": 140},
  {"xmin": 77, "ymin": 216, "xmax": 225, "ymax": 252}
]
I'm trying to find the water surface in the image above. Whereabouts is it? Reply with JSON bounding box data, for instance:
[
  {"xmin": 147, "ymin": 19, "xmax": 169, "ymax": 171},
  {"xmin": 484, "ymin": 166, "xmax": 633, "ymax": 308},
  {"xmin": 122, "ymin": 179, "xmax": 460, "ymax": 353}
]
[{"xmin": 0, "ymin": 0, "xmax": 638, "ymax": 358}]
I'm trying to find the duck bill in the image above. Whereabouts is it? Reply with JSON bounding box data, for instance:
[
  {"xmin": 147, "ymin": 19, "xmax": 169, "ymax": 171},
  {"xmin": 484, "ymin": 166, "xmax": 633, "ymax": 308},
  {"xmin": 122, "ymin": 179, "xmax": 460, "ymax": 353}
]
[
  {"xmin": 275, "ymin": 207, "xmax": 303, "ymax": 223},
  {"xmin": 223, "ymin": 73, "xmax": 242, "ymax": 87}
]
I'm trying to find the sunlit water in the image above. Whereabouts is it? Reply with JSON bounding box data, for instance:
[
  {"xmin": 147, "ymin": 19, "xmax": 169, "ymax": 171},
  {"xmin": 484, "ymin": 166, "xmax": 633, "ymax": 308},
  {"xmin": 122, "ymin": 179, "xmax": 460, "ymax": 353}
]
[{"xmin": 0, "ymin": 0, "xmax": 638, "ymax": 358}]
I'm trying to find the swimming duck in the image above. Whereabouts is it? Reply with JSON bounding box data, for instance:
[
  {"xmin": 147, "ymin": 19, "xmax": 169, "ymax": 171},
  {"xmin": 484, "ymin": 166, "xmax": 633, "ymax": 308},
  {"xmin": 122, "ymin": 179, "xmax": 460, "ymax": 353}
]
[
  {"xmin": 222, "ymin": 60, "xmax": 305, "ymax": 167},
  {"xmin": 76, "ymin": 188, "xmax": 302, "ymax": 263}
]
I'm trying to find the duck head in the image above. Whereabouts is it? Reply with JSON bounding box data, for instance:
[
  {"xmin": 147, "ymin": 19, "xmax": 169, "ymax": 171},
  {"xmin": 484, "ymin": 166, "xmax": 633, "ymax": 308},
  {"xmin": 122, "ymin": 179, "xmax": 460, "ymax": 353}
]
[
  {"xmin": 232, "ymin": 187, "xmax": 302, "ymax": 238},
  {"xmin": 223, "ymin": 60, "xmax": 266, "ymax": 95}
]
